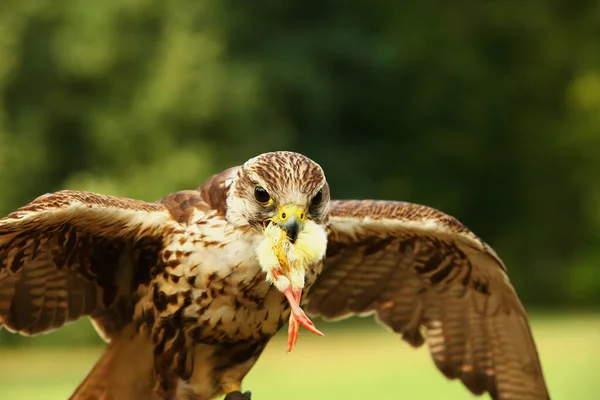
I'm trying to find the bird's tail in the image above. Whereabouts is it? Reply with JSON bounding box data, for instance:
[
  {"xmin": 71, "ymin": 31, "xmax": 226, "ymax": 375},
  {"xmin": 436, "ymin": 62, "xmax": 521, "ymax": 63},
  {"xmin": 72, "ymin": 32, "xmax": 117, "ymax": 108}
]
[
  {"xmin": 69, "ymin": 343, "xmax": 117, "ymax": 400},
  {"xmin": 69, "ymin": 327, "xmax": 157, "ymax": 400}
]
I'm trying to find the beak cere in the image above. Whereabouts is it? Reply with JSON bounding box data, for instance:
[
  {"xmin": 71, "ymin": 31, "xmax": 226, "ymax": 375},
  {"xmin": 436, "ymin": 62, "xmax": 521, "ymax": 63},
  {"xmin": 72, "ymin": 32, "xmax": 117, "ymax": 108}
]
[
  {"xmin": 272, "ymin": 205, "xmax": 306, "ymax": 244},
  {"xmin": 280, "ymin": 215, "xmax": 301, "ymax": 243}
]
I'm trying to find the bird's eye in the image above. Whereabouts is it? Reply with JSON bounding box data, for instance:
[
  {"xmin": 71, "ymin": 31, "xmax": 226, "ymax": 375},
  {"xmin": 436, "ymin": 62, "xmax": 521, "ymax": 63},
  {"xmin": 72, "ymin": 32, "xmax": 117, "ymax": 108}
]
[
  {"xmin": 311, "ymin": 189, "xmax": 323, "ymax": 206},
  {"xmin": 254, "ymin": 186, "xmax": 271, "ymax": 204}
]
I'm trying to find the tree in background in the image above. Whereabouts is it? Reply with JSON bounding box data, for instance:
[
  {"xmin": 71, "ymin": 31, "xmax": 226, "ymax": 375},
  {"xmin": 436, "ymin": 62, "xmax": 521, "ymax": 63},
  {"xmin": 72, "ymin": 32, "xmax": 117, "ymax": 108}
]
[{"xmin": 1, "ymin": 1, "xmax": 599, "ymax": 317}]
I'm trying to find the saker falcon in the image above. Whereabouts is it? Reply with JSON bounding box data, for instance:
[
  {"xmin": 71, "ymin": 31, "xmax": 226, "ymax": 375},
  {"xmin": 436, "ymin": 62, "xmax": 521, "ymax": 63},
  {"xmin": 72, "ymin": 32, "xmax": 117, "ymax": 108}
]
[{"xmin": 0, "ymin": 151, "xmax": 549, "ymax": 400}]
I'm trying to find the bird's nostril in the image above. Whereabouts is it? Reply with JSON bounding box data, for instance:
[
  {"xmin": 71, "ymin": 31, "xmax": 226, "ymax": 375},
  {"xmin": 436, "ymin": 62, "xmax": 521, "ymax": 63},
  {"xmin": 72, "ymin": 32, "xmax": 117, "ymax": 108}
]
[{"xmin": 300, "ymin": 213, "xmax": 304, "ymax": 220}]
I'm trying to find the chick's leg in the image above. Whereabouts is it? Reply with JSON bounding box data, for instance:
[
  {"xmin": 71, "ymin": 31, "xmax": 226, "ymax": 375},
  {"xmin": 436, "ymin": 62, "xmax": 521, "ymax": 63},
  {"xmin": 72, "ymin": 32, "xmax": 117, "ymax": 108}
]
[
  {"xmin": 287, "ymin": 289, "xmax": 302, "ymax": 352},
  {"xmin": 282, "ymin": 287, "xmax": 323, "ymax": 344}
]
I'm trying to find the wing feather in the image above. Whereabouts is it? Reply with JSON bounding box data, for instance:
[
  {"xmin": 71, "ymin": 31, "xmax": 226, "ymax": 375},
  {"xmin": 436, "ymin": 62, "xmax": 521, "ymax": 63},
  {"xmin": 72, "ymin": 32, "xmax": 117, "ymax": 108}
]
[
  {"xmin": 0, "ymin": 190, "xmax": 175, "ymax": 338},
  {"xmin": 307, "ymin": 200, "xmax": 549, "ymax": 400}
]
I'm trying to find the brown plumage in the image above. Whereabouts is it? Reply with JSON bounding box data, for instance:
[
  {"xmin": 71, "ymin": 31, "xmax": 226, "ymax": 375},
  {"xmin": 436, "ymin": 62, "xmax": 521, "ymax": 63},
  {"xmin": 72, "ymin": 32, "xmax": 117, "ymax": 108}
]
[
  {"xmin": 0, "ymin": 151, "xmax": 549, "ymax": 399},
  {"xmin": 308, "ymin": 200, "xmax": 548, "ymax": 399}
]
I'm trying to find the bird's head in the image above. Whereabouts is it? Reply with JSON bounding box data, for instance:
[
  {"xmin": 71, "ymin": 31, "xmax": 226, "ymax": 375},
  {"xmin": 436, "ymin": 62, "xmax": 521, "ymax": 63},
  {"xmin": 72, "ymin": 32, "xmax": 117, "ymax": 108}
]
[
  {"xmin": 226, "ymin": 151, "xmax": 329, "ymax": 334},
  {"xmin": 227, "ymin": 151, "xmax": 330, "ymax": 233}
]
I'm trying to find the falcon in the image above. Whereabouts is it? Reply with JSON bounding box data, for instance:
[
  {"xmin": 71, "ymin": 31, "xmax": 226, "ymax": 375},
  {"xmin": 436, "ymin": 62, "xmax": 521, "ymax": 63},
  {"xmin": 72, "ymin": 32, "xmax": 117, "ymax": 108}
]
[{"xmin": 0, "ymin": 151, "xmax": 549, "ymax": 400}]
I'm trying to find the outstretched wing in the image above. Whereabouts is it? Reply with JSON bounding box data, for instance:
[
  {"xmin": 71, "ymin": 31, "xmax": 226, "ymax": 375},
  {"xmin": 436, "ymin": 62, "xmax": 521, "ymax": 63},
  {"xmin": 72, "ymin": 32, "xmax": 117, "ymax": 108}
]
[
  {"xmin": 306, "ymin": 200, "xmax": 549, "ymax": 400},
  {"xmin": 0, "ymin": 190, "xmax": 176, "ymax": 339}
]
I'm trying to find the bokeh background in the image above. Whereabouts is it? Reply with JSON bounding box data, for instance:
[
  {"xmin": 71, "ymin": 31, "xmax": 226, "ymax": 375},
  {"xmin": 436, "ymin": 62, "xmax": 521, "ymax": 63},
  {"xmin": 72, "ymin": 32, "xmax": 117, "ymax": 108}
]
[{"xmin": 1, "ymin": 1, "xmax": 599, "ymax": 399}]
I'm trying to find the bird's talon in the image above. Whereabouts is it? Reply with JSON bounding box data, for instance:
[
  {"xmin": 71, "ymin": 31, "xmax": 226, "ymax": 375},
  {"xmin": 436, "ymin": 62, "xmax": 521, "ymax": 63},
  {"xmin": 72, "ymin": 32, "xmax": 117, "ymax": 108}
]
[{"xmin": 224, "ymin": 390, "xmax": 252, "ymax": 400}]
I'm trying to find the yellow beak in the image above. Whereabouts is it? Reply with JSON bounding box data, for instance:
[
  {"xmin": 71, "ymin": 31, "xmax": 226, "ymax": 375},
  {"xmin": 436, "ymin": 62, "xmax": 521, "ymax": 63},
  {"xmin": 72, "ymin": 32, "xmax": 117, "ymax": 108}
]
[{"xmin": 269, "ymin": 205, "xmax": 307, "ymax": 243}]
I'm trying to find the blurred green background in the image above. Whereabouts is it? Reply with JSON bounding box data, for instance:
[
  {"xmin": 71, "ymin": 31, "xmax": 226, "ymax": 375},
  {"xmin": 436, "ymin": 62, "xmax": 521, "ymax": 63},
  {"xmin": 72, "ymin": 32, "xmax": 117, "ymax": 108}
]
[{"xmin": 1, "ymin": 1, "xmax": 599, "ymax": 399}]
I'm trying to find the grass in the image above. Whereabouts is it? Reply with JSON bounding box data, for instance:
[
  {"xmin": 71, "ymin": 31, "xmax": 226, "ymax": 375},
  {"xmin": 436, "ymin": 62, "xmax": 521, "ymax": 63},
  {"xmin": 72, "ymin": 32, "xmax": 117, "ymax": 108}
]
[{"xmin": 0, "ymin": 313, "xmax": 598, "ymax": 399}]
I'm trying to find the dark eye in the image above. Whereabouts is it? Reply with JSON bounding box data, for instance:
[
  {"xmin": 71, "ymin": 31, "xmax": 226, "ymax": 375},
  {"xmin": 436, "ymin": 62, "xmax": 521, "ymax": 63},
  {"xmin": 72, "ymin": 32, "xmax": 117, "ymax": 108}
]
[
  {"xmin": 311, "ymin": 189, "xmax": 323, "ymax": 206},
  {"xmin": 254, "ymin": 186, "xmax": 270, "ymax": 203}
]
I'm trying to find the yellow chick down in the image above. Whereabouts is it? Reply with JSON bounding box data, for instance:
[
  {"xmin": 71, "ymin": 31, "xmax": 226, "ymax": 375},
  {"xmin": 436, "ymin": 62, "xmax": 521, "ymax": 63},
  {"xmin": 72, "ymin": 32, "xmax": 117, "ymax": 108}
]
[{"xmin": 256, "ymin": 220, "xmax": 327, "ymax": 291}]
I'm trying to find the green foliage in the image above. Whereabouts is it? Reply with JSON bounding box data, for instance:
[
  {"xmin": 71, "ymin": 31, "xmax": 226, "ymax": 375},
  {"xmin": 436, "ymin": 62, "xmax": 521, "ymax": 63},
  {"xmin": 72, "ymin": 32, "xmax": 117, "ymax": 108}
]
[{"xmin": 1, "ymin": 1, "xmax": 600, "ymax": 340}]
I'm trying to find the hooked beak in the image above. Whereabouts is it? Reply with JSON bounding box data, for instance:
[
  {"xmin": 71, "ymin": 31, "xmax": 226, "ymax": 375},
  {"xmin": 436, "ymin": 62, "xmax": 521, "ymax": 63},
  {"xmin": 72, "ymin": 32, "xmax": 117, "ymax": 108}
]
[{"xmin": 269, "ymin": 205, "xmax": 306, "ymax": 243}]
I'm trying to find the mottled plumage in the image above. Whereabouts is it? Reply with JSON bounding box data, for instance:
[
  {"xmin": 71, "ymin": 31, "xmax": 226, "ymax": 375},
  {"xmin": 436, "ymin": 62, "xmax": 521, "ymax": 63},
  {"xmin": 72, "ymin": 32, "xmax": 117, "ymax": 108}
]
[{"xmin": 0, "ymin": 151, "xmax": 549, "ymax": 400}]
